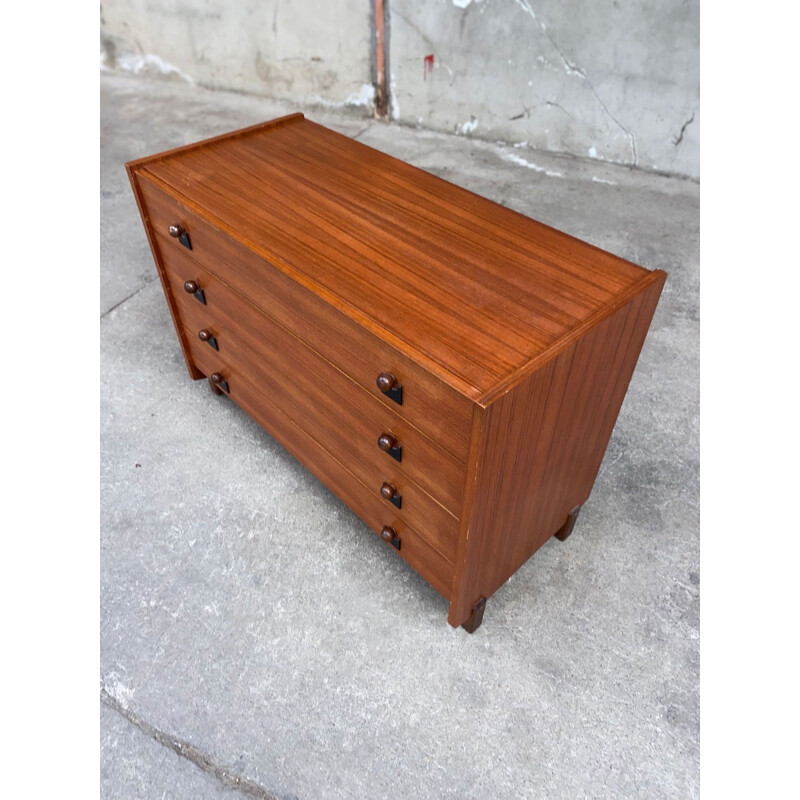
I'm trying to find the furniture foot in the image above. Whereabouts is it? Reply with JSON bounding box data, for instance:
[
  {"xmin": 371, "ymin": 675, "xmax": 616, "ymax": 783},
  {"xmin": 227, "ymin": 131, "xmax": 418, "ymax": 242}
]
[
  {"xmin": 461, "ymin": 596, "xmax": 487, "ymax": 634},
  {"xmin": 554, "ymin": 504, "xmax": 581, "ymax": 542},
  {"xmin": 208, "ymin": 376, "xmax": 223, "ymax": 395}
]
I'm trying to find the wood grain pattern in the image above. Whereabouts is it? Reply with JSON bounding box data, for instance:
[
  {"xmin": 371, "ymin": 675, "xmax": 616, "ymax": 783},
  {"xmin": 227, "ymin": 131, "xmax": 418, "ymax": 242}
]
[
  {"xmin": 126, "ymin": 114, "xmax": 667, "ymax": 631},
  {"xmin": 140, "ymin": 115, "xmax": 649, "ymax": 397},
  {"xmin": 125, "ymin": 164, "xmax": 202, "ymax": 382},
  {"xmin": 186, "ymin": 339, "xmax": 455, "ymax": 598},
  {"xmin": 449, "ymin": 271, "xmax": 666, "ymax": 626},
  {"xmin": 158, "ymin": 244, "xmax": 466, "ymax": 523},
  {"xmin": 137, "ymin": 172, "xmax": 474, "ymax": 456},
  {"xmin": 124, "ymin": 113, "xmax": 305, "ymax": 173},
  {"xmin": 161, "ymin": 257, "xmax": 461, "ymax": 562}
]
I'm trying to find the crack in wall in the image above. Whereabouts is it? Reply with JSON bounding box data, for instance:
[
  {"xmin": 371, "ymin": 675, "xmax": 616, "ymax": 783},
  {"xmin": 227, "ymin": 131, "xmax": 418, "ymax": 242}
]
[
  {"xmin": 672, "ymin": 113, "xmax": 695, "ymax": 146},
  {"xmin": 512, "ymin": 0, "xmax": 638, "ymax": 166},
  {"xmin": 509, "ymin": 100, "xmax": 576, "ymax": 122},
  {"xmin": 102, "ymin": 689, "xmax": 282, "ymax": 800}
]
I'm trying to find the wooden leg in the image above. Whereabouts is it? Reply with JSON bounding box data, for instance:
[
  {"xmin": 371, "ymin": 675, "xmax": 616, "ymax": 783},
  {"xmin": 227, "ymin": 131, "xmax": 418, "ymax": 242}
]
[
  {"xmin": 461, "ymin": 596, "xmax": 487, "ymax": 633},
  {"xmin": 554, "ymin": 504, "xmax": 581, "ymax": 542},
  {"xmin": 208, "ymin": 376, "xmax": 223, "ymax": 395}
]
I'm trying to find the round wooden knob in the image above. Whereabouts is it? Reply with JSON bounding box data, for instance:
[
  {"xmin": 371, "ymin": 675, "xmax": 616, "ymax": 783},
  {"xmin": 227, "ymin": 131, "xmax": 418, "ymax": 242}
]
[
  {"xmin": 380, "ymin": 482, "xmax": 397, "ymax": 501},
  {"xmin": 210, "ymin": 372, "xmax": 224, "ymax": 384},
  {"xmin": 184, "ymin": 280, "xmax": 199, "ymax": 294},
  {"xmin": 380, "ymin": 526, "xmax": 398, "ymax": 543},
  {"xmin": 376, "ymin": 372, "xmax": 397, "ymax": 393},
  {"xmin": 198, "ymin": 329, "xmax": 212, "ymax": 342},
  {"xmin": 377, "ymin": 433, "xmax": 396, "ymax": 452},
  {"xmin": 169, "ymin": 223, "xmax": 185, "ymax": 238}
]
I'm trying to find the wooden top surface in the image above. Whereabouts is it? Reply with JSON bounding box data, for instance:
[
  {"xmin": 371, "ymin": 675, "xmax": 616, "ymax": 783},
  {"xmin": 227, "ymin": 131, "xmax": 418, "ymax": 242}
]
[{"xmin": 135, "ymin": 113, "xmax": 657, "ymax": 401}]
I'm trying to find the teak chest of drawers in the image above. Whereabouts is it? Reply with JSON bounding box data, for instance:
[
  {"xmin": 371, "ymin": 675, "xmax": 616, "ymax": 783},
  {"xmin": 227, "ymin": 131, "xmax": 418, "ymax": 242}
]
[{"xmin": 127, "ymin": 113, "xmax": 665, "ymax": 632}]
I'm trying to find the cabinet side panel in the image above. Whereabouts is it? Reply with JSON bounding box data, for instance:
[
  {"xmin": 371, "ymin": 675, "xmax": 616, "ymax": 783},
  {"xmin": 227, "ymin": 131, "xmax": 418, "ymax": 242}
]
[
  {"xmin": 125, "ymin": 165, "xmax": 202, "ymax": 380},
  {"xmin": 449, "ymin": 273, "xmax": 665, "ymax": 626}
]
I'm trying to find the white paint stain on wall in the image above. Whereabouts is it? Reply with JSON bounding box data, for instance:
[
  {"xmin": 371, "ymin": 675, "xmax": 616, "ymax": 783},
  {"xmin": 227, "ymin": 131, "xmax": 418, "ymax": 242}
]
[
  {"xmin": 117, "ymin": 53, "xmax": 193, "ymax": 83},
  {"xmin": 457, "ymin": 116, "xmax": 479, "ymax": 135},
  {"xmin": 390, "ymin": 76, "xmax": 400, "ymax": 119},
  {"xmin": 345, "ymin": 83, "xmax": 376, "ymax": 107},
  {"xmin": 452, "ymin": 0, "xmax": 480, "ymax": 8},
  {"xmin": 501, "ymin": 150, "xmax": 564, "ymax": 178},
  {"xmin": 307, "ymin": 83, "xmax": 375, "ymax": 110}
]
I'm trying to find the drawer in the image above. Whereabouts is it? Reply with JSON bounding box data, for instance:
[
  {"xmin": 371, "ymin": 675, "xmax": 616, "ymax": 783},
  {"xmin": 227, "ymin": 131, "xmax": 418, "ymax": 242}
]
[
  {"xmin": 185, "ymin": 342, "xmax": 456, "ymax": 598},
  {"xmin": 138, "ymin": 171, "xmax": 473, "ymax": 462},
  {"xmin": 158, "ymin": 242, "xmax": 465, "ymax": 522}
]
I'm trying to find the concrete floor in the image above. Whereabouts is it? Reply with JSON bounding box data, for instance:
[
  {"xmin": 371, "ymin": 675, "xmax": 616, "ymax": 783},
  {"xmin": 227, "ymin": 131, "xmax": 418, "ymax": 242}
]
[{"xmin": 101, "ymin": 73, "xmax": 699, "ymax": 799}]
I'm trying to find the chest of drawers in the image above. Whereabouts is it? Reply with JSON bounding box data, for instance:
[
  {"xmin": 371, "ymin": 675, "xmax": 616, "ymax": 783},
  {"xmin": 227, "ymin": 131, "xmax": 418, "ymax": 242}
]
[{"xmin": 127, "ymin": 113, "xmax": 665, "ymax": 632}]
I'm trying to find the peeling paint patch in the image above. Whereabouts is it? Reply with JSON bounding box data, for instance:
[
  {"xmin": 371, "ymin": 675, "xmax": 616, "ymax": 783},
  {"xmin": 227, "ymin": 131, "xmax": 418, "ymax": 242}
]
[
  {"xmin": 116, "ymin": 53, "xmax": 193, "ymax": 83},
  {"xmin": 307, "ymin": 83, "xmax": 375, "ymax": 110},
  {"xmin": 588, "ymin": 146, "xmax": 599, "ymax": 158},
  {"xmin": 501, "ymin": 151, "xmax": 563, "ymax": 178},
  {"xmin": 345, "ymin": 83, "xmax": 376, "ymax": 108},
  {"xmin": 390, "ymin": 75, "xmax": 400, "ymax": 120},
  {"xmin": 592, "ymin": 176, "xmax": 617, "ymax": 185},
  {"xmin": 456, "ymin": 116, "xmax": 479, "ymax": 135},
  {"xmin": 452, "ymin": 0, "xmax": 479, "ymax": 8}
]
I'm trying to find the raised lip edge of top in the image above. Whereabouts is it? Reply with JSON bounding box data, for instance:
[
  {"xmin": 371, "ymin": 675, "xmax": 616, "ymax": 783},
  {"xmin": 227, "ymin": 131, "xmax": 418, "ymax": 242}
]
[{"xmin": 124, "ymin": 112, "xmax": 306, "ymax": 173}]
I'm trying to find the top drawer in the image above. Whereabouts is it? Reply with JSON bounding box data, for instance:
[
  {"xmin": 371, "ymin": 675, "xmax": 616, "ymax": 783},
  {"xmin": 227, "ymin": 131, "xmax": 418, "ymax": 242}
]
[{"xmin": 136, "ymin": 172, "xmax": 474, "ymax": 462}]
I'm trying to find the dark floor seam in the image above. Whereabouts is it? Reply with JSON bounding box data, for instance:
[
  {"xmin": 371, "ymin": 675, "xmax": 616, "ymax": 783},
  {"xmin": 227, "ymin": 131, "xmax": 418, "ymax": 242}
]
[
  {"xmin": 351, "ymin": 123, "xmax": 373, "ymax": 140},
  {"xmin": 101, "ymin": 688, "xmax": 282, "ymax": 800},
  {"xmin": 101, "ymin": 276, "xmax": 159, "ymax": 319}
]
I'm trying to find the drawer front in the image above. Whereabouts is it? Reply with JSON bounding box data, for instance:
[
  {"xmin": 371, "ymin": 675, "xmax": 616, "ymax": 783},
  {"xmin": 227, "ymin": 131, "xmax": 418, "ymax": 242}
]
[
  {"xmin": 137, "ymin": 172, "xmax": 473, "ymax": 462},
  {"xmin": 158, "ymin": 242, "xmax": 465, "ymax": 525},
  {"xmin": 185, "ymin": 341, "xmax": 455, "ymax": 598}
]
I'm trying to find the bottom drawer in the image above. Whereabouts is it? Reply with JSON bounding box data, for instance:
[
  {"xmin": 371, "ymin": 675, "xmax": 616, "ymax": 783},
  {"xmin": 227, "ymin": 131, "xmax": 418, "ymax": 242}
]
[{"xmin": 186, "ymin": 344, "xmax": 456, "ymax": 599}]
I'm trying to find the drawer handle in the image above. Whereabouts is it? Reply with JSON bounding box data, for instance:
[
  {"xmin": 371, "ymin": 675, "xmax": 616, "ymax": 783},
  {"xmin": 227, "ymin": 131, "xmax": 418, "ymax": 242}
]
[
  {"xmin": 380, "ymin": 482, "xmax": 402, "ymax": 509},
  {"xmin": 209, "ymin": 372, "xmax": 229, "ymax": 394},
  {"xmin": 376, "ymin": 372, "xmax": 402, "ymax": 405},
  {"xmin": 380, "ymin": 525, "xmax": 401, "ymax": 550},
  {"xmin": 169, "ymin": 223, "xmax": 192, "ymax": 250},
  {"xmin": 198, "ymin": 329, "xmax": 219, "ymax": 351},
  {"xmin": 183, "ymin": 280, "xmax": 206, "ymax": 305},
  {"xmin": 377, "ymin": 433, "xmax": 402, "ymax": 462}
]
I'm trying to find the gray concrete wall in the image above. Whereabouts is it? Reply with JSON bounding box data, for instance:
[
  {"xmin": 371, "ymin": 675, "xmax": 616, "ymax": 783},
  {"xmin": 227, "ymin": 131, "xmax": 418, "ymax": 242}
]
[
  {"xmin": 100, "ymin": 1, "xmax": 375, "ymax": 112},
  {"xmin": 101, "ymin": 0, "xmax": 699, "ymax": 178},
  {"xmin": 390, "ymin": 0, "xmax": 698, "ymax": 178}
]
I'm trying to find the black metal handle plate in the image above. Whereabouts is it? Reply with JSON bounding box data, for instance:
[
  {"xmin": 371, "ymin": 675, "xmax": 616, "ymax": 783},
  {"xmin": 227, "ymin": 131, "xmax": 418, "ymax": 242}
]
[
  {"xmin": 382, "ymin": 383, "xmax": 402, "ymax": 405},
  {"xmin": 210, "ymin": 373, "xmax": 229, "ymax": 393},
  {"xmin": 385, "ymin": 443, "xmax": 402, "ymax": 462},
  {"xmin": 169, "ymin": 223, "xmax": 192, "ymax": 250}
]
